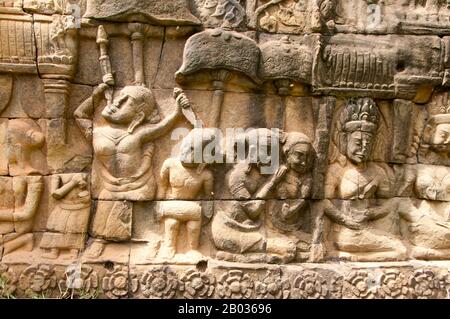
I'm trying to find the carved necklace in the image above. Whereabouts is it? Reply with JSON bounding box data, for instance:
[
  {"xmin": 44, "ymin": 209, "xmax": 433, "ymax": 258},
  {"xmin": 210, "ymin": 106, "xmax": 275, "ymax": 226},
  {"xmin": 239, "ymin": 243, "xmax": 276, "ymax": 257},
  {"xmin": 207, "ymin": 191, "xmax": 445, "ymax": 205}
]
[{"xmin": 100, "ymin": 131, "xmax": 130, "ymax": 145}]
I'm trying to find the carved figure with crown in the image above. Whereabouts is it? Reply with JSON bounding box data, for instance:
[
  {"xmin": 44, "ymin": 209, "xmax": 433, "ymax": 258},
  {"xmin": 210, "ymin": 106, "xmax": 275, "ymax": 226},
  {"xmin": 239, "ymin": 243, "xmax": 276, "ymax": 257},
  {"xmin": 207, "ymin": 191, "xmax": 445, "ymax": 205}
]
[
  {"xmin": 310, "ymin": 98, "xmax": 407, "ymax": 262},
  {"xmin": 419, "ymin": 92, "xmax": 450, "ymax": 166}
]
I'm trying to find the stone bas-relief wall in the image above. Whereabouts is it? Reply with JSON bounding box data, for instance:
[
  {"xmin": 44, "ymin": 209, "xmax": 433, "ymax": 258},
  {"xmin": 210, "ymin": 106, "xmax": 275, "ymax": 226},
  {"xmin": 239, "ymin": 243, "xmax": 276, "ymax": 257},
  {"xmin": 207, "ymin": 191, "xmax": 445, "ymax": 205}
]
[{"xmin": 0, "ymin": 0, "xmax": 450, "ymax": 299}]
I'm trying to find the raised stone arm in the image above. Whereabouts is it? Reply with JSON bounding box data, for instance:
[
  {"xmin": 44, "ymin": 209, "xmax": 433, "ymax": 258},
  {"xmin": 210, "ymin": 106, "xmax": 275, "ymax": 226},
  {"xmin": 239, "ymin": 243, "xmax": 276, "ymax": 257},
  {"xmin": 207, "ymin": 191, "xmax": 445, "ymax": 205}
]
[
  {"xmin": 255, "ymin": 165, "xmax": 288, "ymax": 200},
  {"xmin": 74, "ymin": 83, "xmax": 110, "ymax": 141},
  {"xmin": 74, "ymin": 83, "xmax": 110, "ymax": 119},
  {"xmin": 136, "ymin": 94, "xmax": 184, "ymax": 144}
]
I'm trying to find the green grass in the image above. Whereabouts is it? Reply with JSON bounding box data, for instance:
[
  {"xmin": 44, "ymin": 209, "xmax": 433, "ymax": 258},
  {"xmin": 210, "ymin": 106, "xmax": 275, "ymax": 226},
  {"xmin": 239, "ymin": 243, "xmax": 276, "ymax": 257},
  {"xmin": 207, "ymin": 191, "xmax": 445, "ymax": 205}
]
[{"xmin": 0, "ymin": 275, "xmax": 17, "ymax": 299}]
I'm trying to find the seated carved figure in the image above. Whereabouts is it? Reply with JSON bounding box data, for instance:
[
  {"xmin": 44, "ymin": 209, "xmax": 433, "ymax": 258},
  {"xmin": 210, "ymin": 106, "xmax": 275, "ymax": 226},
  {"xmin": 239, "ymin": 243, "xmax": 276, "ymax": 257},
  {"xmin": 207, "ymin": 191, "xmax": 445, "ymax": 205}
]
[
  {"xmin": 211, "ymin": 129, "xmax": 296, "ymax": 264},
  {"xmin": 392, "ymin": 95, "xmax": 450, "ymax": 260},
  {"xmin": 157, "ymin": 129, "xmax": 216, "ymax": 261},
  {"xmin": 0, "ymin": 176, "xmax": 43, "ymax": 259},
  {"xmin": 268, "ymin": 132, "xmax": 316, "ymax": 261},
  {"xmin": 398, "ymin": 199, "xmax": 450, "ymax": 260},
  {"xmin": 311, "ymin": 98, "xmax": 407, "ymax": 262},
  {"xmin": 395, "ymin": 164, "xmax": 450, "ymax": 260},
  {"xmin": 75, "ymin": 83, "xmax": 188, "ymax": 257}
]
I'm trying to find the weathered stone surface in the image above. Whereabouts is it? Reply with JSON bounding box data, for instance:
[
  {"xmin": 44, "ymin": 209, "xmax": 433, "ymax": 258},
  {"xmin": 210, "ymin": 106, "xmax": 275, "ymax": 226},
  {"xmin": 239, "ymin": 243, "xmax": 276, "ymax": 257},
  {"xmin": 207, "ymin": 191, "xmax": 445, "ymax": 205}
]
[
  {"xmin": 190, "ymin": 0, "xmax": 248, "ymax": 29},
  {"xmin": 1, "ymin": 0, "xmax": 450, "ymax": 299},
  {"xmin": 84, "ymin": 0, "xmax": 200, "ymax": 25}
]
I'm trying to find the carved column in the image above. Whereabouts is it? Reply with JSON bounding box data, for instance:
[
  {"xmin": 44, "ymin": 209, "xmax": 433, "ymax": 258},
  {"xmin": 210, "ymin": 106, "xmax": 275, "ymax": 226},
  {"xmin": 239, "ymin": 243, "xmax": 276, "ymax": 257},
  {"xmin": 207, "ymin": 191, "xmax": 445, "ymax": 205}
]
[
  {"xmin": 211, "ymin": 70, "xmax": 232, "ymax": 128},
  {"xmin": 37, "ymin": 14, "xmax": 79, "ymax": 172},
  {"xmin": 42, "ymin": 79, "xmax": 71, "ymax": 119},
  {"xmin": 274, "ymin": 79, "xmax": 294, "ymax": 130},
  {"xmin": 128, "ymin": 23, "xmax": 151, "ymax": 86}
]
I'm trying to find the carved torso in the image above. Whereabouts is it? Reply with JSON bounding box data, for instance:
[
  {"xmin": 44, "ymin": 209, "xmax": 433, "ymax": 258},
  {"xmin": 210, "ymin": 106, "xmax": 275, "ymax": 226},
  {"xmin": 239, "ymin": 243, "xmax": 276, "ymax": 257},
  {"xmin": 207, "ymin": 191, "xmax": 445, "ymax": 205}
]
[
  {"xmin": 163, "ymin": 158, "xmax": 211, "ymax": 200},
  {"xmin": 92, "ymin": 126, "xmax": 156, "ymax": 201},
  {"xmin": 93, "ymin": 126, "xmax": 148, "ymax": 178},
  {"xmin": 326, "ymin": 162, "xmax": 392, "ymax": 200}
]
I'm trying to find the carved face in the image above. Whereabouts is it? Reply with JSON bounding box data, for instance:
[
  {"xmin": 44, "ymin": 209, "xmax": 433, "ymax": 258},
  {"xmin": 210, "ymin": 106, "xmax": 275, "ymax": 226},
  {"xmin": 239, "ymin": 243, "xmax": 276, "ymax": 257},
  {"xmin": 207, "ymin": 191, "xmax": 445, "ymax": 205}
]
[
  {"xmin": 430, "ymin": 123, "xmax": 450, "ymax": 153},
  {"xmin": 25, "ymin": 129, "xmax": 45, "ymax": 148},
  {"xmin": 286, "ymin": 143, "xmax": 313, "ymax": 174},
  {"xmin": 102, "ymin": 94, "xmax": 140, "ymax": 124},
  {"xmin": 346, "ymin": 131, "xmax": 374, "ymax": 164},
  {"xmin": 179, "ymin": 142, "xmax": 200, "ymax": 168}
]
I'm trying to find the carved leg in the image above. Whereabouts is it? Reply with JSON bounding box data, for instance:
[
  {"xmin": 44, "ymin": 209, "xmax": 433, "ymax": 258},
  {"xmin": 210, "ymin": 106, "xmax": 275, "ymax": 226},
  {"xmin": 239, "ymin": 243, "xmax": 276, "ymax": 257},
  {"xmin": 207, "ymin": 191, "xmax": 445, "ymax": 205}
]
[
  {"xmin": 62, "ymin": 249, "xmax": 79, "ymax": 260},
  {"xmin": 335, "ymin": 250, "xmax": 407, "ymax": 262},
  {"xmin": 42, "ymin": 248, "xmax": 60, "ymax": 260},
  {"xmin": 334, "ymin": 229, "xmax": 408, "ymax": 262},
  {"xmin": 159, "ymin": 218, "xmax": 180, "ymax": 259},
  {"xmin": 186, "ymin": 220, "xmax": 202, "ymax": 253},
  {"xmin": 411, "ymin": 246, "xmax": 450, "ymax": 260},
  {"xmin": 3, "ymin": 233, "xmax": 34, "ymax": 256},
  {"xmin": 266, "ymin": 238, "xmax": 296, "ymax": 262},
  {"xmin": 84, "ymin": 239, "xmax": 105, "ymax": 259}
]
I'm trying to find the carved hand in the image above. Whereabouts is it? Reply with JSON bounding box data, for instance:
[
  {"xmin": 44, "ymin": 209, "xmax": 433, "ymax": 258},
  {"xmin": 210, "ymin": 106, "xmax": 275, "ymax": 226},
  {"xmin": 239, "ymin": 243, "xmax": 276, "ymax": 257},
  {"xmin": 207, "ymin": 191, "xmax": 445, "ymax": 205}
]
[
  {"xmin": 93, "ymin": 83, "xmax": 110, "ymax": 98},
  {"xmin": 71, "ymin": 174, "xmax": 87, "ymax": 186},
  {"xmin": 343, "ymin": 216, "xmax": 363, "ymax": 230},
  {"xmin": 281, "ymin": 203, "xmax": 291, "ymax": 219},
  {"xmin": 270, "ymin": 165, "xmax": 289, "ymax": 186},
  {"xmin": 351, "ymin": 208, "xmax": 370, "ymax": 224},
  {"xmin": 176, "ymin": 93, "xmax": 191, "ymax": 111}
]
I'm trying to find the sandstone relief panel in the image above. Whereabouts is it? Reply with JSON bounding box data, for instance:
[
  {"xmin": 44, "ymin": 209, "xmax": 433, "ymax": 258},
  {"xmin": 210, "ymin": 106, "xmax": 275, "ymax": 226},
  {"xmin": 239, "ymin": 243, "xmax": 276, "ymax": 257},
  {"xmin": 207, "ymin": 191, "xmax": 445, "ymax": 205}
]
[{"xmin": 0, "ymin": 0, "xmax": 449, "ymax": 299}]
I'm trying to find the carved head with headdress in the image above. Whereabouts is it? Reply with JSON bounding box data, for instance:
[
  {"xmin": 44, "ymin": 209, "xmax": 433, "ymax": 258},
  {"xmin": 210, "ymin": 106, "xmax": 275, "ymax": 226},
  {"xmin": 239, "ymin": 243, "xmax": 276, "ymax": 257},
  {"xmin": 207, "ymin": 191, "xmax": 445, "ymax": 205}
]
[
  {"xmin": 281, "ymin": 132, "xmax": 315, "ymax": 175},
  {"xmin": 422, "ymin": 93, "xmax": 450, "ymax": 154},
  {"xmin": 337, "ymin": 98, "xmax": 380, "ymax": 164},
  {"xmin": 101, "ymin": 85, "xmax": 159, "ymax": 132}
]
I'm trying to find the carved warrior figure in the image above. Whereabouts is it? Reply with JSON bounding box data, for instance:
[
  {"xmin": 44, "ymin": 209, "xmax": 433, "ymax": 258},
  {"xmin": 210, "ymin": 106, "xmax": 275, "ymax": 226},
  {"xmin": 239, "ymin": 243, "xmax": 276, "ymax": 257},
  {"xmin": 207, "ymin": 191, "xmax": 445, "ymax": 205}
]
[
  {"xmin": 212, "ymin": 129, "xmax": 296, "ymax": 264},
  {"xmin": 157, "ymin": 129, "xmax": 216, "ymax": 260},
  {"xmin": 311, "ymin": 98, "xmax": 407, "ymax": 262},
  {"xmin": 75, "ymin": 84, "xmax": 189, "ymax": 257},
  {"xmin": 41, "ymin": 174, "xmax": 91, "ymax": 260},
  {"xmin": 0, "ymin": 177, "xmax": 43, "ymax": 259}
]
